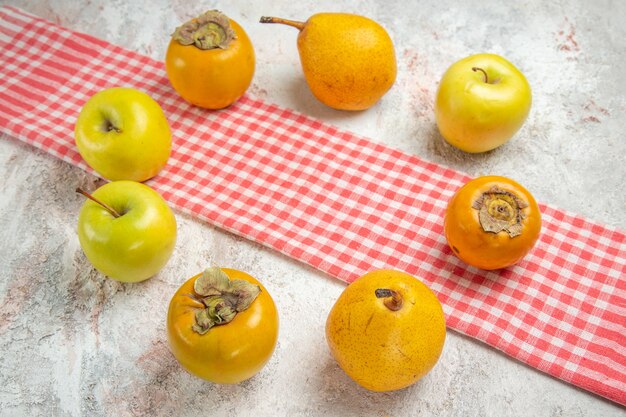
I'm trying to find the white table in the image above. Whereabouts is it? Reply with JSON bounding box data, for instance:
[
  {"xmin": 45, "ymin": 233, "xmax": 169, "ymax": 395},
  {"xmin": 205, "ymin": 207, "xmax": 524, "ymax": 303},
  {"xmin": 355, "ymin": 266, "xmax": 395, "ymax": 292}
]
[{"xmin": 1, "ymin": 1, "xmax": 624, "ymax": 415}]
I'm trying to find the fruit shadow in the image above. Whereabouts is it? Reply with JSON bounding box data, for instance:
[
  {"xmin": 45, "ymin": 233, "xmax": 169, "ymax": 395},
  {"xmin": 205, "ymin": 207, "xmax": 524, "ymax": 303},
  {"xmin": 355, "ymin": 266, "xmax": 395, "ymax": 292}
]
[
  {"xmin": 285, "ymin": 75, "xmax": 380, "ymax": 124},
  {"xmin": 310, "ymin": 353, "xmax": 429, "ymax": 415},
  {"xmin": 423, "ymin": 121, "xmax": 513, "ymax": 176}
]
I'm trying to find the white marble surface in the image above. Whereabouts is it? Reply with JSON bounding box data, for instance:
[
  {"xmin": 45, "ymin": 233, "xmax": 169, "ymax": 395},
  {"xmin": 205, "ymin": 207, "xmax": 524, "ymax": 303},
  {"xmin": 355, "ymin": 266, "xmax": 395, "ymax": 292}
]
[{"xmin": 1, "ymin": 0, "xmax": 625, "ymax": 416}]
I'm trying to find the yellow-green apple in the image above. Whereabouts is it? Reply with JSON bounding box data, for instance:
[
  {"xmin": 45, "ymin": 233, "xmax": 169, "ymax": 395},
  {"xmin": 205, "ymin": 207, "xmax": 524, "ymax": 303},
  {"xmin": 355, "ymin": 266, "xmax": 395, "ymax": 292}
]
[
  {"xmin": 74, "ymin": 87, "xmax": 172, "ymax": 182},
  {"xmin": 76, "ymin": 181, "xmax": 177, "ymax": 283},
  {"xmin": 435, "ymin": 53, "xmax": 532, "ymax": 153}
]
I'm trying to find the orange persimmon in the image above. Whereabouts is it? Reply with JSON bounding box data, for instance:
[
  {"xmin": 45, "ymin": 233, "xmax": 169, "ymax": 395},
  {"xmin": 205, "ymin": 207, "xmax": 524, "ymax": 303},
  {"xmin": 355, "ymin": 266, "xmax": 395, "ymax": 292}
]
[
  {"xmin": 167, "ymin": 267, "xmax": 278, "ymax": 383},
  {"xmin": 444, "ymin": 176, "xmax": 541, "ymax": 270},
  {"xmin": 165, "ymin": 10, "xmax": 255, "ymax": 109}
]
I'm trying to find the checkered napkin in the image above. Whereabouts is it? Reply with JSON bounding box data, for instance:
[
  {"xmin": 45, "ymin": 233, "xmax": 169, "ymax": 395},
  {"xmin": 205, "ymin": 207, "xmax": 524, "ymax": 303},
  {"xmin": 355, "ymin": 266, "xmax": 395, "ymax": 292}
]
[{"xmin": 1, "ymin": 6, "xmax": 624, "ymax": 405}]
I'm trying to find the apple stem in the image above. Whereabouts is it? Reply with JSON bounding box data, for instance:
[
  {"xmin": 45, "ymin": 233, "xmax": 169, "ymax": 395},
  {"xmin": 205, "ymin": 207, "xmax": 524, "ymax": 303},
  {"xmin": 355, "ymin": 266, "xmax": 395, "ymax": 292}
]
[
  {"xmin": 375, "ymin": 288, "xmax": 403, "ymax": 311},
  {"xmin": 106, "ymin": 123, "xmax": 122, "ymax": 134},
  {"xmin": 259, "ymin": 16, "xmax": 306, "ymax": 31},
  {"xmin": 76, "ymin": 188, "xmax": 121, "ymax": 218},
  {"xmin": 472, "ymin": 67, "xmax": 489, "ymax": 84}
]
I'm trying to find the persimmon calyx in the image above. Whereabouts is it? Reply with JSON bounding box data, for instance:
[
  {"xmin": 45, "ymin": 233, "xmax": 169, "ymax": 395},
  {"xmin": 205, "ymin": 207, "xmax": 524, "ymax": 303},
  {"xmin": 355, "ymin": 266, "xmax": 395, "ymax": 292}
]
[
  {"xmin": 172, "ymin": 10, "xmax": 236, "ymax": 50},
  {"xmin": 472, "ymin": 186, "xmax": 528, "ymax": 237},
  {"xmin": 192, "ymin": 267, "xmax": 261, "ymax": 334}
]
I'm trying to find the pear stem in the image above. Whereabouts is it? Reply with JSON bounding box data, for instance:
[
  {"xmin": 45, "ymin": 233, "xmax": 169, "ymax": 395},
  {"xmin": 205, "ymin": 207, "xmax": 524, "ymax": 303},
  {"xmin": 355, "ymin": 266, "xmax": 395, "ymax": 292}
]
[
  {"xmin": 76, "ymin": 188, "xmax": 121, "ymax": 218},
  {"xmin": 259, "ymin": 16, "xmax": 306, "ymax": 31},
  {"xmin": 375, "ymin": 288, "xmax": 403, "ymax": 311},
  {"xmin": 472, "ymin": 67, "xmax": 489, "ymax": 84}
]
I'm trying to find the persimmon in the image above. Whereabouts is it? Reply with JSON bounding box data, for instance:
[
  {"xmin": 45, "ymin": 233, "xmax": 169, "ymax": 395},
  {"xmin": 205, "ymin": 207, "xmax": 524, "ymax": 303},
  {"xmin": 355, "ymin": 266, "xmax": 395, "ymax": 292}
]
[
  {"xmin": 167, "ymin": 267, "xmax": 278, "ymax": 383},
  {"xmin": 444, "ymin": 176, "xmax": 541, "ymax": 270},
  {"xmin": 165, "ymin": 10, "xmax": 255, "ymax": 109}
]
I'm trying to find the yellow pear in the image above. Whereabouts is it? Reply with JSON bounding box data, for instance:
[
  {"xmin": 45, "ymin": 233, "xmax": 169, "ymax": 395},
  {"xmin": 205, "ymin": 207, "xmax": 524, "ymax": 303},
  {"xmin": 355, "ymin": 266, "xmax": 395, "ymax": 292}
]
[
  {"xmin": 260, "ymin": 13, "xmax": 397, "ymax": 110},
  {"xmin": 326, "ymin": 270, "xmax": 446, "ymax": 391}
]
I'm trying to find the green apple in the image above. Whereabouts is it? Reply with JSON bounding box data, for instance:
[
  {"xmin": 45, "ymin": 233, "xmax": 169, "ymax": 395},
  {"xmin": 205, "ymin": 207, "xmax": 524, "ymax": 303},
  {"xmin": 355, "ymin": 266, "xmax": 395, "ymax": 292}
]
[
  {"xmin": 75, "ymin": 87, "xmax": 172, "ymax": 182},
  {"xmin": 434, "ymin": 53, "xmax": 532, "ymax": 153},
  {"xmin": 77, "ymin": 181, "xmax": 177, "ymax": 283}
]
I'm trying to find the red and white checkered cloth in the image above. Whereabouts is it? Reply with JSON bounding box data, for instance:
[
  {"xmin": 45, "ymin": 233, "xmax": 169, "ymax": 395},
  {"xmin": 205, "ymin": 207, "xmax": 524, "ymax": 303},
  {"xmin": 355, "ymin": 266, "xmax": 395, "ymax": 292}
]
[{"xmin": 1, "ymin": 6, "xmax": 624, "ymax": 405}]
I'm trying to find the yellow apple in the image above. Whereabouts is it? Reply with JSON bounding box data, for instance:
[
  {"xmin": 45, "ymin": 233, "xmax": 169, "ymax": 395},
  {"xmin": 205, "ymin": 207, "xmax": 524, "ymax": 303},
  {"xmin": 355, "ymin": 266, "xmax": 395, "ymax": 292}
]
[
  {"xmin": 435, "ymin": 54, "xmax": 532, "ymax": 153},
  {"xmin": 77, "ymin": 181, "xmax": 177, "ymax": 283},
  {"xmin": 75, "ymin": 87, "xmax": 172, "ymax": 182}
]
